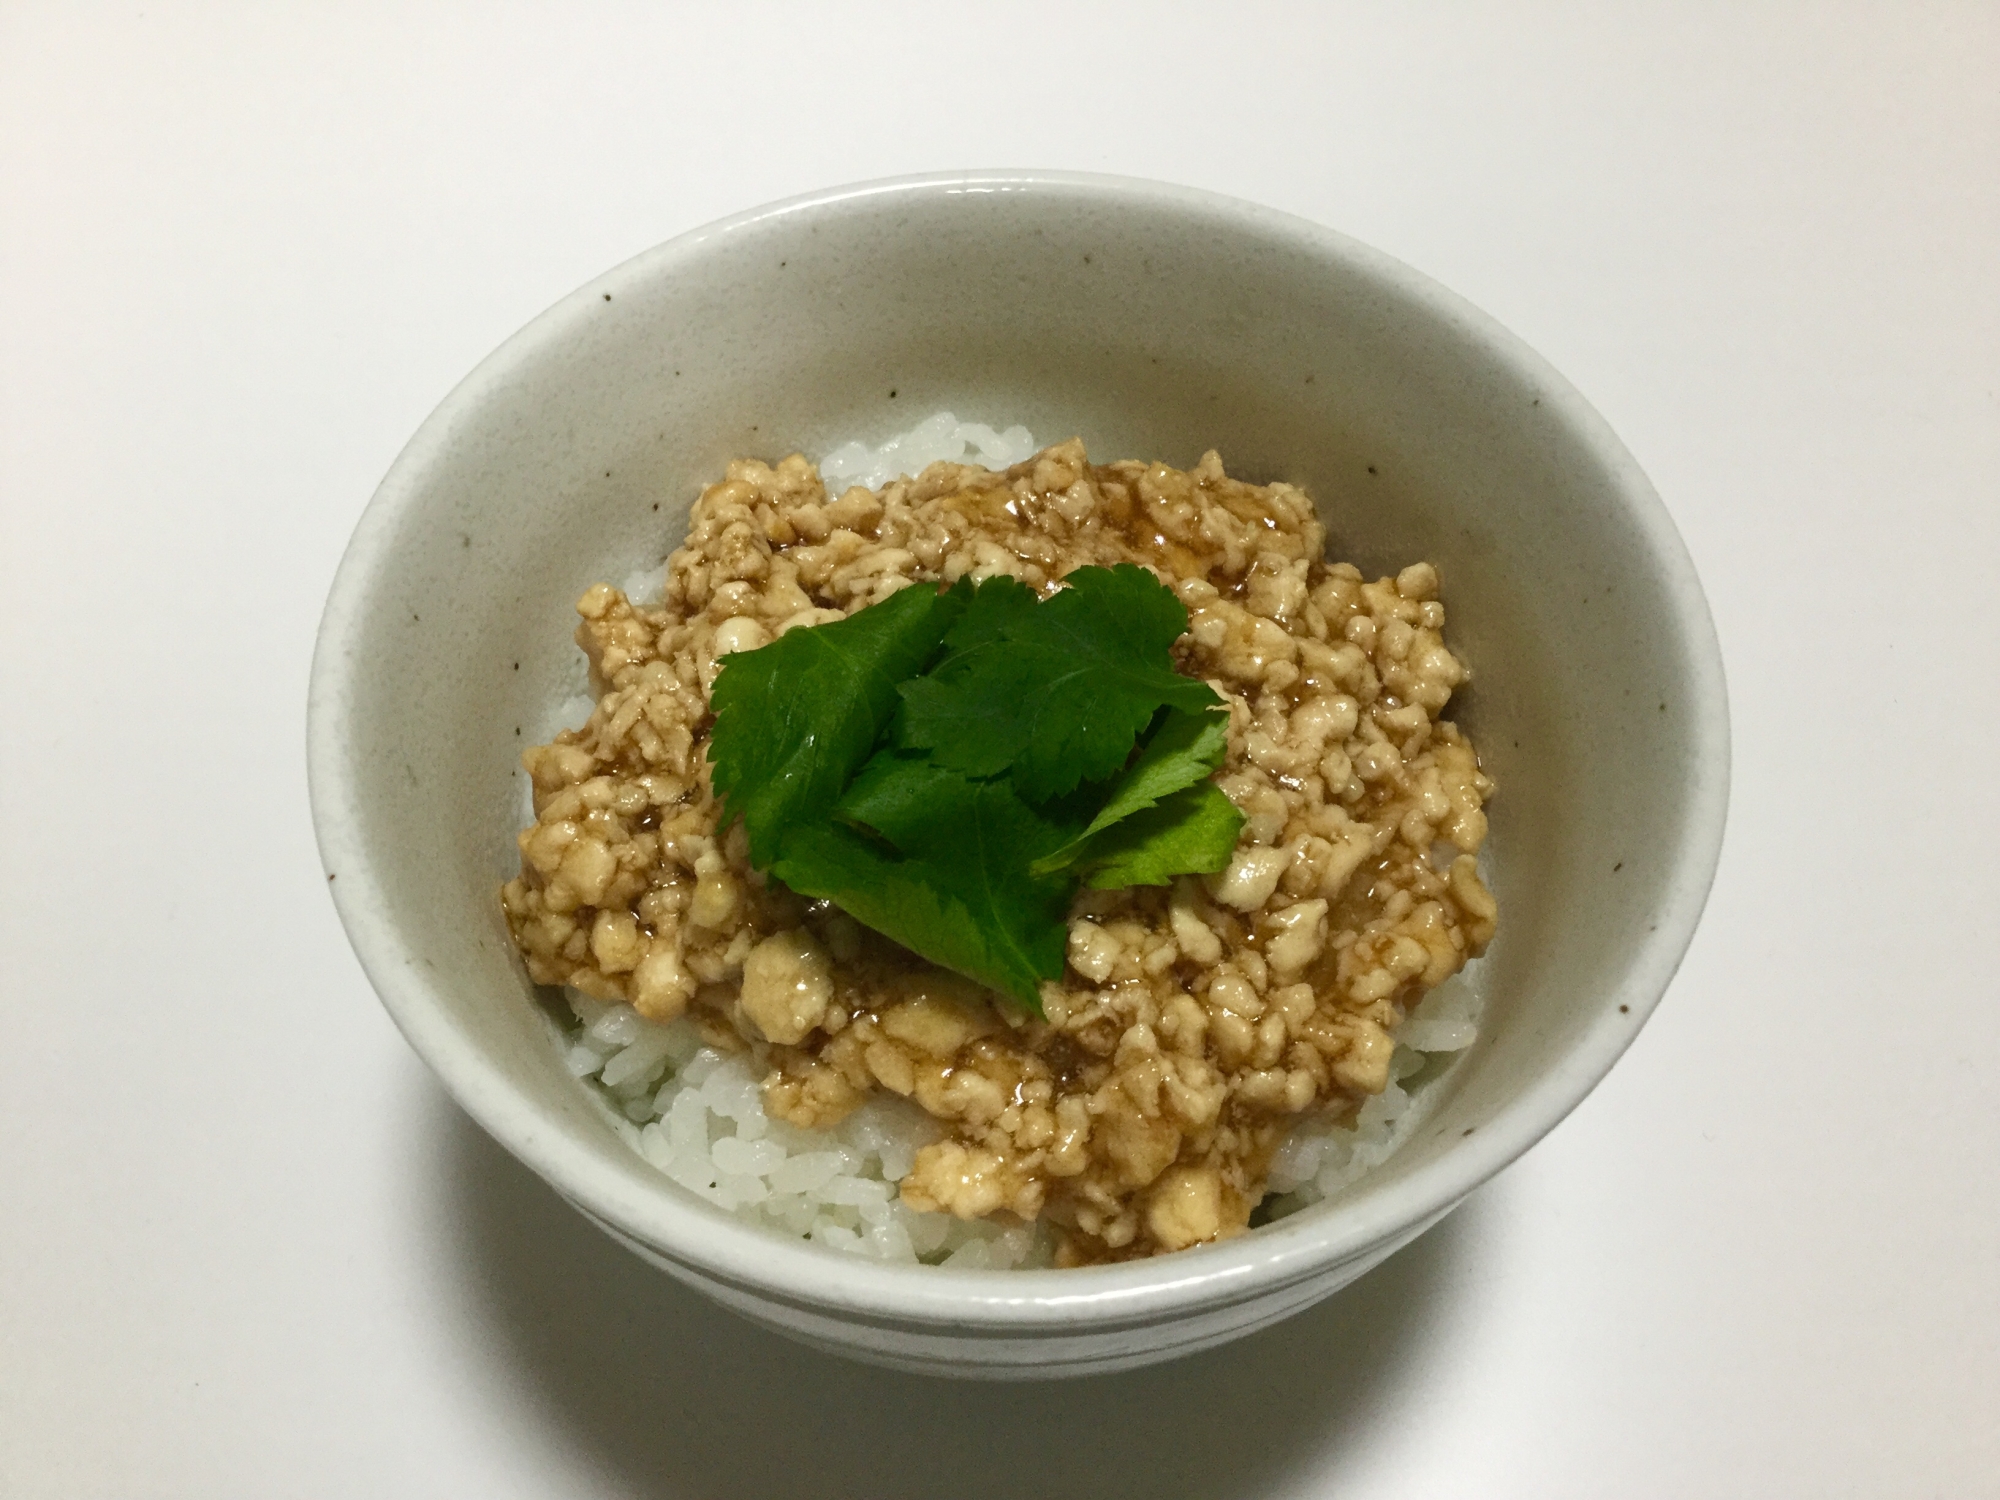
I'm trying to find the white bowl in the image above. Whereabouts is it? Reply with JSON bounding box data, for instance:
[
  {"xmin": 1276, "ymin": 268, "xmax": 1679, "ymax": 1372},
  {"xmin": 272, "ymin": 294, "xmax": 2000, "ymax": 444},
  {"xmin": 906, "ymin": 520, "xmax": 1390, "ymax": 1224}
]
[{"xmin": 308, "ymin": 171, "xmax": 1728, "ymax": 1379}]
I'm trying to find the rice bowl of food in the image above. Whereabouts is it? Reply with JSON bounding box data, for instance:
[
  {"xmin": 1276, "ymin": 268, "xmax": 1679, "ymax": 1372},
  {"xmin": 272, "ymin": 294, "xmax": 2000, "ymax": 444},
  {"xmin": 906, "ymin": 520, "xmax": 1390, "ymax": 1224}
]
[{"xmin": 308, "ymin": 171, "xmax": 1728, "ymax": 1376}]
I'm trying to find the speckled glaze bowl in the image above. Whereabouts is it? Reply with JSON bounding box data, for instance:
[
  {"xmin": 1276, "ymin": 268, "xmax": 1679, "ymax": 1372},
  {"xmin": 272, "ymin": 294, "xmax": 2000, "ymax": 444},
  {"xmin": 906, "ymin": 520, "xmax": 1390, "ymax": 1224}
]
[{"xmin": 308, "ymin": 171, "xmax": 1729, "ymax": 1378}]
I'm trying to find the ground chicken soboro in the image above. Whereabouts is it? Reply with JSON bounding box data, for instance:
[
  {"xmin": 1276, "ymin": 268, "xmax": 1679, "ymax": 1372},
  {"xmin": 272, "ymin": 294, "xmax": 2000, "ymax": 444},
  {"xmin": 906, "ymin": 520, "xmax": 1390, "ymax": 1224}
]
[{"xmin": 501, "ymin": 441, "xmax": 1497, "ymax": 1264}]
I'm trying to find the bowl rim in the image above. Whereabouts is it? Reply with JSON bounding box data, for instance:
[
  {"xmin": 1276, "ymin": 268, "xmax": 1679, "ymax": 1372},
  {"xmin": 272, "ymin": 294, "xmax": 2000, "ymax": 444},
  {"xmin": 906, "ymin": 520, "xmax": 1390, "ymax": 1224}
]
[{"xmin": 308, "ymin": 168, "xmax": 1730, "ymax": 1329}]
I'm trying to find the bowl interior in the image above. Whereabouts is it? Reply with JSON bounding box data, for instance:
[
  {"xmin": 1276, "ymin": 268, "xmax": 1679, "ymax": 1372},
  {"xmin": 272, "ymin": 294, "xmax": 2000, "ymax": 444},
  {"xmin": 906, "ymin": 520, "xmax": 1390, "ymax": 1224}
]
[{"xmin": 312, "ymin": 174, "xmax": 1726, "ymax": 1316}]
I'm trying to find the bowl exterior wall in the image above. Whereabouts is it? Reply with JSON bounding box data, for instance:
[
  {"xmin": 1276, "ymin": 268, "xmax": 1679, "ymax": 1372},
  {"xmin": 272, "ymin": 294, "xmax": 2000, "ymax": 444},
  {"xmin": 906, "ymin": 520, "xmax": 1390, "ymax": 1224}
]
[{"xmin": 580, "ymin": 1200, "xmax": 1449, "ymax": 1379}]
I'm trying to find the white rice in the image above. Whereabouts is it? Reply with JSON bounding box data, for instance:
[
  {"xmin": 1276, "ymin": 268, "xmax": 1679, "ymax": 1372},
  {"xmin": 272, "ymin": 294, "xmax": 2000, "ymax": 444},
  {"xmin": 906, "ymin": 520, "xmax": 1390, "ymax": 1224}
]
[
  {"xmin": 818, "ymin": 410, "xmax": 1038, "ymax": 493},
  {"xmin": 561, "ymin": 988, "xmax": 1044, "ymax": 1268},
  {"xmin": 547, "ymin": 415, "xmax": 1487, "ymax": 1263},
  {"xmin": 557, "ymin": 971, "xmax": 1481, "ymax": 1262},
  {"xmin": 1259, "ymin": 971, "xmax": 1485, "ymax": 1217}
]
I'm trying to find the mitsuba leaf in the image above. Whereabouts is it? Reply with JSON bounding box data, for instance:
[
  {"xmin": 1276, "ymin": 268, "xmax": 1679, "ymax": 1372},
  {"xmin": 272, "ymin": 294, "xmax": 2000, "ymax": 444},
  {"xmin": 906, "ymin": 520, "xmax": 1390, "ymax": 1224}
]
[
  {"xmin": 767, "ymin": 823, "xmax": 1051, "ymax": 1004},
  {"xmin": 830, "ymin": 754, "xmax": 1077, "ymax": 1007},
  {"xmin": 889, "ymin": 647, "xmax": 1041, "ymax": 776},
  {"xmin": 1029, "ymin": 706, "xmax": 1232, "ymax": 876},
  {"xmin": 837, "ymin": 751, "xmax": 1074, "ymax": 860},
  {"xmin": 764, "ymin": 756, "xmax": 1080, "ymax": 1004},
  {"xmin": 936, "ymin": 573, "xmax": 1038, "ymax": 656},
  {"xmin": 1075, "ymin": 783, "xmax": 1246, "ymax": 890},
  {"xmin": 707, "ymin": 581, "xmax": 965, "ymax": 867},
  {"xmin": 888, "ymin": 580, "xmax": 1040, "ymax": 776},
  {"xmin": 896, "ymin": 565, "xmax": 1222, "ymax": 800},
  {"xmin": 707, "ymin": 563, "xmax": 1250, "ymax": 1011}
]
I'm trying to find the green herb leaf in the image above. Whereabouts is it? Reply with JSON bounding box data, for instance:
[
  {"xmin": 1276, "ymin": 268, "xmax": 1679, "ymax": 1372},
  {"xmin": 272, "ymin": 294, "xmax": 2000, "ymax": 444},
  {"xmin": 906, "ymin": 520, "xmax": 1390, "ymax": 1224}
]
[
  {"xmin": 708, "ymin": 581, "xmax": 965, "ymax": 867},
  {"xmin": 1075, "ymin": 783, "xmax": 1247, "ymax": 890},
  {"xmin": 1029, "ymin": 706, "xmax": 1233, "ymax": 877},
  {"xmin": 896, "ymin": 565, "xmax": 1222, "ymax": 800},
  {"xmin": 838, "ymin": 750, "xmax": 1077, "ymax": 863},
  {"xmin": 938, "ymin": 572, "xmax": 1038, "ymax": 655},
  {"xmin": 786, "ymin": 757, "xmax": 1075, "ymax": 1006},
  {"xmin": 886, "ymin": 646, "xmax": 1040, "ymax": 776},
  {"xmin": 707, "ymin": 562, "xmax": 1247, "ymax": 1010},
  {"xmin": 767, "ymin": 823, "xmax": 1044, "ymax": 999}
]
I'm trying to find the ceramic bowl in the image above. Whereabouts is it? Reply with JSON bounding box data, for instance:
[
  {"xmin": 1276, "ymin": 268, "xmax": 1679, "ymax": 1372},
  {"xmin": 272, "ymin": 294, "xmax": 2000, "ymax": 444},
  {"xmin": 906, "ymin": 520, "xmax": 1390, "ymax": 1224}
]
[{"xmin": 308, "ymin": 171, "xmax": 1728, "ymax": 1379}]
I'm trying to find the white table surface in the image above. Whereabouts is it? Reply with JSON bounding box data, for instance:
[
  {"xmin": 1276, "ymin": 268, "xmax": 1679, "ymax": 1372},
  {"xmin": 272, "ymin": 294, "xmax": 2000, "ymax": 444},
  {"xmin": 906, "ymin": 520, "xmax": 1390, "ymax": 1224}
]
[{"xmin": 4, "ymin": 5, "xmax": 1996, "ymax": 1496}]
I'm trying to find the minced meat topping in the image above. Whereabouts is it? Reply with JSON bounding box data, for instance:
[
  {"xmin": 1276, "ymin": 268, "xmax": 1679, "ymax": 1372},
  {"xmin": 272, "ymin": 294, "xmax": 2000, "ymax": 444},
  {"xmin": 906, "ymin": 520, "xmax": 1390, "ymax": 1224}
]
[{"xmin": 501, "ymin": 441, "xmax": 1496, "ymax": 1263}]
